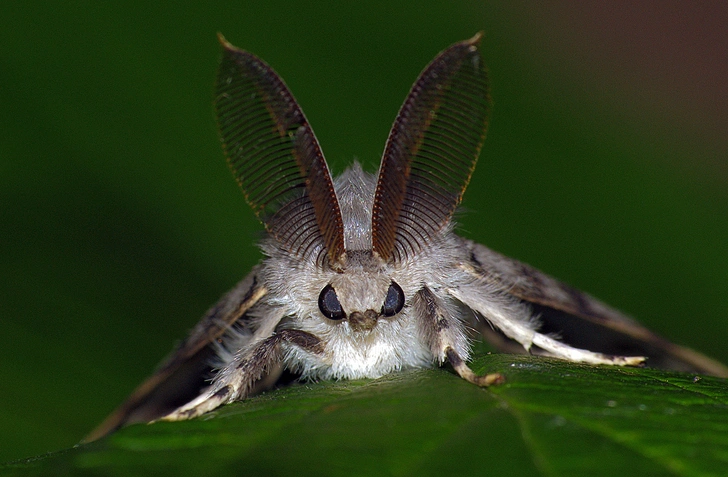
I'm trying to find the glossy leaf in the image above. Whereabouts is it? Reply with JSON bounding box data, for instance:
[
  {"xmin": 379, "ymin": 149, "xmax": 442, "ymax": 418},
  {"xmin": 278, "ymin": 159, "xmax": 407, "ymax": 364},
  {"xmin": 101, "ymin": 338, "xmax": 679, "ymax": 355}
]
[{"xmin": 5, "ymin": 349, "xmax": 728, "ymax": 477}]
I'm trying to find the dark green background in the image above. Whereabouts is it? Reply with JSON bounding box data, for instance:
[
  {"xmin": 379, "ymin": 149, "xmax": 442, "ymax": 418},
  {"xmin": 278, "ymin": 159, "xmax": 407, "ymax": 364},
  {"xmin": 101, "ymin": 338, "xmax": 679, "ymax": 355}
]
[{"xmin": 2, "ymin": 1, "xmax": 726, "ymax": 464}]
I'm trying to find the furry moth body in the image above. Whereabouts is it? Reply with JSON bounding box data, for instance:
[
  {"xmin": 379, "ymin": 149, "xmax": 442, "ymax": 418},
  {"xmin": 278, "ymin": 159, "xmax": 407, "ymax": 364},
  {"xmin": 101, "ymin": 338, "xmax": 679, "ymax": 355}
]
[{"xmin": 87, "ymin": 33, "xmax": 728, "ymax": 441}]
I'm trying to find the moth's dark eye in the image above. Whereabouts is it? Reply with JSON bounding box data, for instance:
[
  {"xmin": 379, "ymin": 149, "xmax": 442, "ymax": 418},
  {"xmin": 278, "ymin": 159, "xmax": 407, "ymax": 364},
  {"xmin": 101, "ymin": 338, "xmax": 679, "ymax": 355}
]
[
  {"xmin": 381, "ymin": 281, "xmax": 405, "ymax": 317},
  {"xmin": 318, "ymin": 284, "xmax": 346, "ymax": 320}
]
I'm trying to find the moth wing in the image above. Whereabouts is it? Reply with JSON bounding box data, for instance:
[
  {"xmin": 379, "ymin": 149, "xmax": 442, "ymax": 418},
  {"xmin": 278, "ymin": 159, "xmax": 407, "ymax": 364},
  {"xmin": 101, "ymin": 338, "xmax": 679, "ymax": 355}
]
[
  {"xmin": 85, "ymin": 267, "xmax": 268, "ymax": 442},
  {"xmin": 461, "ymin": 238, "xmax": 728, "ymax": 377}
]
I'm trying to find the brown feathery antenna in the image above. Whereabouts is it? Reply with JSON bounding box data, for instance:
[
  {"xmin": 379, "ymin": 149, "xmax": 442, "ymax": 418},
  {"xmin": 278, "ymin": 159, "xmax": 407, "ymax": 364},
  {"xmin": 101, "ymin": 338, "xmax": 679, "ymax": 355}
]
[
  {"xmin": 216, "ymin": 34, "xmax": 345, "ymax": 267},
  {"xmin": 371, "ymin": 32, "xmax": 490, "ymax": 263}
]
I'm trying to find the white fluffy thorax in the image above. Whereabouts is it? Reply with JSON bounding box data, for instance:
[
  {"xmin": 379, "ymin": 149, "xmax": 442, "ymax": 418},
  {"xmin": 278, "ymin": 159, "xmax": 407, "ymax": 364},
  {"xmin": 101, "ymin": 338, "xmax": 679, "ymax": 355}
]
[{"xmin": 258, "ymin": 163, "xmax": 468, "ymax": 380}]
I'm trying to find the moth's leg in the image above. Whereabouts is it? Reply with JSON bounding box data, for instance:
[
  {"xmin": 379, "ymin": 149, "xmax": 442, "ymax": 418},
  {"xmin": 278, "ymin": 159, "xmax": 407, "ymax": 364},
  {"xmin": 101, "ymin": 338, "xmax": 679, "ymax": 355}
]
[
  {"xmin": 529, "ymin": 333, "xmax": 645, "ymax": 366},
  {"xmin": 414, "ymin": 287, "xmax": 504, "ymax": 386},
  {"xmin": 449, "ymin": 285, "xmax": 645, "ymax": 366},
  {"xmin": 161, "ymin": 329, "xmax": 324, "ymax": 421},
  {"xmin": 444, "ymin": 348, "xmax": 504, "ymax": 386}
]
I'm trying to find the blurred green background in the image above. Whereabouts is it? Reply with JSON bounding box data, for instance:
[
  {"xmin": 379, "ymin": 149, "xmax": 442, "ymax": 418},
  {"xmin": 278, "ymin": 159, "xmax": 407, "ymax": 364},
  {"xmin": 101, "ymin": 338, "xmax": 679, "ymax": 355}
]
[{"xmin": 1, "ymin": 1, "xmax": 726, "ymax": 463}]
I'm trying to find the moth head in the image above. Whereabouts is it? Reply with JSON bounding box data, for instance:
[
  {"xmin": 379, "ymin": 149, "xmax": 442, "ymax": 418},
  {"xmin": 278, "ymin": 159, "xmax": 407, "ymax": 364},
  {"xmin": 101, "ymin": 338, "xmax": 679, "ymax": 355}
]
[{"xmin": 317, "ymin": 275, "xmax": 405, "ymax": 332}]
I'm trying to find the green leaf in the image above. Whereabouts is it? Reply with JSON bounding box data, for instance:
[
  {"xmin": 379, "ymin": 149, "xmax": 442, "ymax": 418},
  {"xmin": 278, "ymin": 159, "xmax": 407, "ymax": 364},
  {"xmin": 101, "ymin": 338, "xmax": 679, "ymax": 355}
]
[{"xmin": 4, "ymin": 350, "xmax": 728, "ymax": 477}]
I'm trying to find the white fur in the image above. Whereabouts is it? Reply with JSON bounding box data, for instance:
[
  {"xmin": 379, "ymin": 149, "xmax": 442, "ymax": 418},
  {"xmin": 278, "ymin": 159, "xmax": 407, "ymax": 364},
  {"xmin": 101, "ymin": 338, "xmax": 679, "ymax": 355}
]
[{"xmin": 257, "ymin": 163, "xmax": 451, "ymax": 380}]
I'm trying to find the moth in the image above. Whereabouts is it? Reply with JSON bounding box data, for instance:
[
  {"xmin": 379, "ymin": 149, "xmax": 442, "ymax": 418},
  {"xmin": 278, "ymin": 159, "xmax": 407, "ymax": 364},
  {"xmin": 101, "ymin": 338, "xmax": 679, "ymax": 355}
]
[{"xmin": 87, "ymin": 33, "xmax": 728, "ymax": 441}]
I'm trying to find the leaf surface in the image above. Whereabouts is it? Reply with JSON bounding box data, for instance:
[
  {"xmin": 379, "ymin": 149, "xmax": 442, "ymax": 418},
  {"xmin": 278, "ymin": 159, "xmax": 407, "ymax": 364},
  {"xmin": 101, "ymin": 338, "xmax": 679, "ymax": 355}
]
[{"xmin": 4, "ymin": 351, "xmax": 728, "ymax": 477}]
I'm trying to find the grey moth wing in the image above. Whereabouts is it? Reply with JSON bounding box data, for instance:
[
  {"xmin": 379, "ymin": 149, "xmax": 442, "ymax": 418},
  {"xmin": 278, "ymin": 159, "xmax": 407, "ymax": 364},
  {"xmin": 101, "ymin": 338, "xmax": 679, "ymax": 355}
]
[
  {"xmin": 462, "ymin": 238, "xmax": 728, "ymax": 377},
  {"xmin": 84, "ymin": 268, "xmax": 267, "ymax": 442}
]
